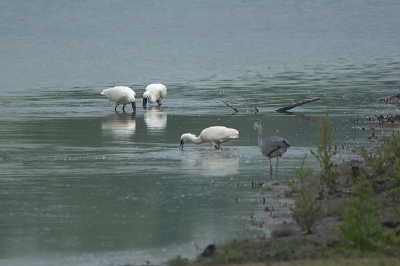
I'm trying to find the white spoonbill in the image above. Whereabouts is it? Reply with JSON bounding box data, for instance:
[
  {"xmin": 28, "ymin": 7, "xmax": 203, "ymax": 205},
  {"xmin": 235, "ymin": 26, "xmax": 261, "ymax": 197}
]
[
  {"xmin": 142, "ymin": 83, "xmax": 167, "ymax": 107},
  {"xmin": 179, "ymin": 126, "xmax": 239, "ymax": 150},
  {"xmin": 100, "ymin": 86, "xmax": 136, "ymax": 112},
  {"xmin": 252, "ymin": 120, "xmax": 290, "ymax": 178}
]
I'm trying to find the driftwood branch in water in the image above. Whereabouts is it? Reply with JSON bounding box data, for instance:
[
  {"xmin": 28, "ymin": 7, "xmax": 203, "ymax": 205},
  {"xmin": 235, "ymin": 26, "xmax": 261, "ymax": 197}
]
[
  {"xmin": 222, "ymin": 98, "xmax": 320, "ymax": 113},
  {"xmin": 275, "ymin": 97, "xmax": 320, "ymax": 113},
  {"xmin": 221, "ymin": 100, "xmax": 259, "ymax": 113}
]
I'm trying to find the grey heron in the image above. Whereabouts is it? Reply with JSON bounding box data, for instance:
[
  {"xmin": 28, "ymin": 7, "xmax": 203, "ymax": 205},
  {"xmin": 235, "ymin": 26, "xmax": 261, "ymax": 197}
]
[{"xmin": 252, "ymin": 119, "xmax": 290, "ymax": 178}]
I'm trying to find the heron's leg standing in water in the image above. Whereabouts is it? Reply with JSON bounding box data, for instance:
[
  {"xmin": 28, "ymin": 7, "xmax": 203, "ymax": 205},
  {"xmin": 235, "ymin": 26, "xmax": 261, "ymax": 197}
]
[
  {"xmin": 268, "ymin": 157, "xmax": 273, "ymax": 178},
  {"xmin": 276, "ymin": 157, "xmax": 279, "ymax": 180}
]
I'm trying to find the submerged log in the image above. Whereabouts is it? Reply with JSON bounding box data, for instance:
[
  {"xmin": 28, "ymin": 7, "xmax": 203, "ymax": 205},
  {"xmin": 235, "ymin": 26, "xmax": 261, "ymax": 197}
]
[{"xmin": 275, "ymin": 97, "xmax": 320, "ymax": 113}]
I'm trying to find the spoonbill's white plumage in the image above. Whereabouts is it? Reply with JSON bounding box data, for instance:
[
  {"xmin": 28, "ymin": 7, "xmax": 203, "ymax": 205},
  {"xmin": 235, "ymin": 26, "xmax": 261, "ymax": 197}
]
[
  {"xmin": 101, "ymin": 86, "xmax": 136, "ymax": 112},
  {"xmin": 179, "ymin": 126, "xmax": 239, "ymax": 150},
  {"xmin": 252, "ymin": 120, "xmax": 290, "ymax": 178},
  {"xmin": 142, "ymin": 83, "xmax": 167, "ymax": 107}
]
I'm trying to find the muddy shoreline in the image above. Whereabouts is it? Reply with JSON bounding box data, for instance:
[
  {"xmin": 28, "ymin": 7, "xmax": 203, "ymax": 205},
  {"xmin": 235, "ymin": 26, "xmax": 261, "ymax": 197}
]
[{"xmin": 168, "ymin": 96, "xmax": 400, "ymax": 266}]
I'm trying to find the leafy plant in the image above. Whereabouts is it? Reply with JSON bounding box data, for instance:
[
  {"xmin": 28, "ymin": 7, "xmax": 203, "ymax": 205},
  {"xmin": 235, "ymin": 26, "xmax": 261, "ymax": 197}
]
[
  {"xmin": 311, "ymin": 107, "xmax": 338, "ymax": 188},
  {"xmin": 339, "ymin": 171, "xmax": 383, "ymax": 252},
  {"xmin": 382, "ymin": 132, "xmax": 400, "ymax": 200},
  {"xmin": 168, "ymin": 256, "xmax": 190, "ymax": 266},
  {"xmin": 384, "ymin": 130, "xmax": 400, "ymax": 159},
  {"xmin": 288, "ymin": 155, "xmax": 323, "ymax": 234},
  {"xmin": 380, "ymin": 230, "xmax": 400, "ymax": 253},
  {"xmin": 211, "ymin": 248, "xmax": 246, "ymax": 264},
  {"xmin": 358, "ymin": 130, "xmax": 400, "ymax": 200},
  {"xmin": 358, "ymin": 145, "xmax": 389, "ymax": 175},
  {"xmin": 377, "ymin": 161, "xmax": 400, "ymax": 200},
  {"xmin": 393, "ymin": 161, "xmax": 400, "ymax": 196}
]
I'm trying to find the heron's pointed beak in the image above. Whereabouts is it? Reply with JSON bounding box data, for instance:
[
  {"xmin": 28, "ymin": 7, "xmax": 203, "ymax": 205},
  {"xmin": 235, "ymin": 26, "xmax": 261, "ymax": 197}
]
[
  {"xmin": 251, "ymin": 125, "xmax": 256, "ymax": 132},
  {"xmin": 142, "ymin": 97, "xmax": 148, "ymax": 108},
  {"xmin": 131, "ymin": 102, "xmax": 136, "ymax": 112},
  {"xmin": 179, "ymin": 140, "xmax": 184, "ymax": 150}
]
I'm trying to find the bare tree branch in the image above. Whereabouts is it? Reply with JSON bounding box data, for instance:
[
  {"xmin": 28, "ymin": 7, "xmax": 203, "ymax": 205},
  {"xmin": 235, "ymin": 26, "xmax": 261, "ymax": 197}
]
[{"xmin": 221, "ymin": 100, "xmax": 259, "ymax": 113}]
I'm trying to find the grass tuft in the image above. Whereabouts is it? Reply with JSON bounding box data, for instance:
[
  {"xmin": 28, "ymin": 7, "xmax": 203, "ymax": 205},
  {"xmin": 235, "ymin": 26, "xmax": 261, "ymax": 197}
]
[{"xmin": 271, "ymin": 225, "xmax": 296, "ymax": 238}]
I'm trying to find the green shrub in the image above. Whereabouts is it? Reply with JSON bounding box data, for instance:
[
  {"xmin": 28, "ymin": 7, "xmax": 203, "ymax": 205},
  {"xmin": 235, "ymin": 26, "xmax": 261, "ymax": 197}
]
[
  {"xmin": 288, "ymin": 155, "xmax": 323, "ymax": 233},
  {"xmin": 357, "ymin": 130, "xmax": 400, "ymax": 176},
  {"xmin": 310, "ymin": 107, "xmax": 338, "ymax": 188},
  {"xmin": 168, "ymin": 256, "xmax": 190, "ymax": 266},
  {"xmin": 212, "ymin": 248, "xmax": 246, "ymax": 264},
  {"xmin": 358, "ymin": 130, "xmax": 400, "ymax": 201},
  {"xmin": 383, "ymin": 132, "xmax": 400, "ymax": 201},
  {"xmin": 358, "ymin": 146, "xmax": 389, "ymax": 175},
  {"xmin": 385, "ymin": 130, "xmax": 400, "ymax": 159},
  {"xmin": 339, "ymin": 172, "xmax": 383, "ymax": 252}
]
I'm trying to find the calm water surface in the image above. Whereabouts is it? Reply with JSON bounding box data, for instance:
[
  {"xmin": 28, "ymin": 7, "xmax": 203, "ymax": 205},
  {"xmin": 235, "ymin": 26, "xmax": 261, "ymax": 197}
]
[{"xmin": 1, "ymin": 1, "xmax": 400, "ymax": 265}]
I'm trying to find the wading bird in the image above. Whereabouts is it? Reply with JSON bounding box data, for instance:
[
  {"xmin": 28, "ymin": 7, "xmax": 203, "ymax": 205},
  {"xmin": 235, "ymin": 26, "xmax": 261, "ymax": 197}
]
[
  {"xmin": 100, "ymin": 86, "xmax": 136, "ymax": 112},
  {"xmin": 252, "ymin": 120, "xmax": 290, "ymax": 178},
  {"xmin": 142, "ymin": 83, "xmax": 167, "ymax": 107},
  {"xmin": 179, "ymin": 126, "xmax": 239, "ymax": 150}
]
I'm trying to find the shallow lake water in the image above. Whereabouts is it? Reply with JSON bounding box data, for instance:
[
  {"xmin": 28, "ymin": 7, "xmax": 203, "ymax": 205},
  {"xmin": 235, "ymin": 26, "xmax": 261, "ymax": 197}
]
[
  {"xmin": 1, "ymin": 1, "xmax": 400, "ymax": 265},
  {"xmin": 1, "ymin": 76, "xmax": 399, "ymax": 265}
]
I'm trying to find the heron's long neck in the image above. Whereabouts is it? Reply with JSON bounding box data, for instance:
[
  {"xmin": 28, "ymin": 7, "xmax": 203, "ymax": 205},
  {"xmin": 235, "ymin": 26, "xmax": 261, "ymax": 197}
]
[
  {"xmin": 257, "ymin": 125, "xmax": 263, "ymax": 149},
  {"xmin": 187, "ymin": 134, "xmax": 204, "ymax": 144}
]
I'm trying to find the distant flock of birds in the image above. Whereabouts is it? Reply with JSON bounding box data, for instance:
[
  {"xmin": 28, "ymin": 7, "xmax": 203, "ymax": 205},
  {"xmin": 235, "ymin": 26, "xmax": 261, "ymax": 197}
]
[{"xmin": 100, "ymin": 84, "xmax": 290, "ymax": 177}]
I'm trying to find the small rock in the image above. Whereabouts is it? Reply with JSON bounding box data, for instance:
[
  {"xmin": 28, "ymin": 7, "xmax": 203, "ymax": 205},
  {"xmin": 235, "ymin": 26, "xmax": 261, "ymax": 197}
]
[{"xmin": 201, "ymin": 244, "xmax": 216, "ymax": 257}]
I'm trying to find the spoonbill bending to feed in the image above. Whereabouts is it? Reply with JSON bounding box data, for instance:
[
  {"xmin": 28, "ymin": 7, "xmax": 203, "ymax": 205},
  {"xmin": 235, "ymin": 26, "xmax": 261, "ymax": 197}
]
[
  {"xmin": 100, "ymin": 86, "xmax": 136, "ymax": 112},
  {"xmin": 179, "ymin": 126, "xmax": 239, "ymax": 150},
  {"xmin": 142, "ymin": 83, "xmax": 167, "ymax": 107},
  {"xmin": 252, "ymin": 120, "xmax": 290, "ymax": 178}
]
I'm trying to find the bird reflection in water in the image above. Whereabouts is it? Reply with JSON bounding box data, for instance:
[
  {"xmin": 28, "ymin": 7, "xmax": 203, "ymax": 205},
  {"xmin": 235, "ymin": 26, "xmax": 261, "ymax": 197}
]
[
  {"xmin": 181, "ymin": 149, "xmax": 239, "ymax": 177},
  {"xmin": 101, "ymin": 112, "xmax": 136, "ymax": 138},
  {"xmin": 144, "ymin": 107, "xmax": 167, "ymax": 132}
]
